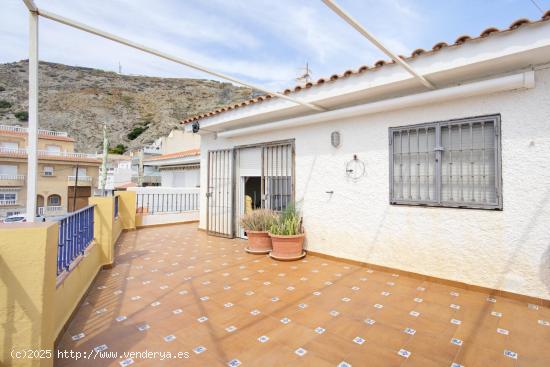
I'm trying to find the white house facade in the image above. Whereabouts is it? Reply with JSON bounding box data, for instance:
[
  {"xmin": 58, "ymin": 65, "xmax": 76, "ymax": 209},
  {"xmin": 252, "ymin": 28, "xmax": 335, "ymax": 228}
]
[{"xmin": 184, "ymin": 15, "xmax": 550, "ymax": 301}]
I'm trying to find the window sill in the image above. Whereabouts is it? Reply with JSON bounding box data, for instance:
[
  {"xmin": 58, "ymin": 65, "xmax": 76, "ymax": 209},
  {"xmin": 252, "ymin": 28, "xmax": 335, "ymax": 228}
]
[{"xmin": 390, "ymin": 202, "xmax": 502, "ymax": 211}]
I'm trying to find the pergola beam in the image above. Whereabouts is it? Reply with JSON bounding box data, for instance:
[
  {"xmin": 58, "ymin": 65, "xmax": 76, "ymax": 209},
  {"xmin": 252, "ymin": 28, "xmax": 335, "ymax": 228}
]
[
  {"xmin": 22, "ymin": 0, "xmax": 37, "ymax": 12},
  {"xmin": 321, "ymin": 0, "xmax": 435, "ymax": 90},
  {"xmin": 36, "ymin": 8, "xmax": 326, "ymax": 112}
]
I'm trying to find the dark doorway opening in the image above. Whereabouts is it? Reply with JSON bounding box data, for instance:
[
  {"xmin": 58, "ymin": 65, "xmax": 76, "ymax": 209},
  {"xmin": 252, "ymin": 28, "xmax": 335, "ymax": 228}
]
[{"xmin": 244, "ymin": 176, "xmax": 261, "ymax": 211}]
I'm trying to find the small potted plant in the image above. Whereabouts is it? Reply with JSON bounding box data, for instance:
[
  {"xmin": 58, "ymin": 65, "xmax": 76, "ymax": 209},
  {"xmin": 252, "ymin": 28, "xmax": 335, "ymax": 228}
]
[
  {"xmin": 269, "ymin": 206, "xmax": 306, "ymax": 260},
  {"xmin": 240, "ymin": 209, "xmax": 278, "ymax": 254}
]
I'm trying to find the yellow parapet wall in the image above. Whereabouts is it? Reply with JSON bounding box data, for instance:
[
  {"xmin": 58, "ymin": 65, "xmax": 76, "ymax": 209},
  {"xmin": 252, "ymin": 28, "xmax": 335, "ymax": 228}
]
[
  {"xmin": 116, "ymin": 191, "xmax": 137, "ymax": 231},
  {"xmin": 0, "ymin": 222, "xmax": 58, "ymax": 367},
  {"xmin": 0, "ymin": 195, "xmax": 136, "ymax": 367}
]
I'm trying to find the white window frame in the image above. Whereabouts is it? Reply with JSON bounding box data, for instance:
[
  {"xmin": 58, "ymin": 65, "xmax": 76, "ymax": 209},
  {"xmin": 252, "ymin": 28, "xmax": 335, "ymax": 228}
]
[
  {"xmin": 45, "ymin": 144, "xmax": 61, "ymax": 153},
  {"xmin": 43, "ymin": 166, "xmax": 54, "ymax": 176},
  {"xmin": 0, "ymin": 192, "xmax": 17, "ymax": 201},
  {"xmin": 389, "ymin": 114, "xmax": 502, "ymax": 210},
  {"xmin": 47, "ymin": 194, "xmax": 61, "ymax": 206}
]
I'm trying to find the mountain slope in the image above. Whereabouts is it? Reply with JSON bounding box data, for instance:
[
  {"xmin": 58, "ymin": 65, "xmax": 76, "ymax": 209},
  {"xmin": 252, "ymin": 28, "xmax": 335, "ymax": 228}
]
[{"xmin": 0, "ymin": 60, "xmax": 257, "ymax": 152}]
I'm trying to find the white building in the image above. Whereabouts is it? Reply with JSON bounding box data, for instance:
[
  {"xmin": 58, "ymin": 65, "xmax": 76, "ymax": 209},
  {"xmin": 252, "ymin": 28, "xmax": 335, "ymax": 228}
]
[
  {"xmin": 96, "ymin": 154, "xmax": 133, "ymax": 194},
  {"xmin": 143, "ymin": 129, "xmax": 200, "ymax": 188},
  {"xmin": 184, "ymin": 15, "xmax": 550, "ymax": 301}
]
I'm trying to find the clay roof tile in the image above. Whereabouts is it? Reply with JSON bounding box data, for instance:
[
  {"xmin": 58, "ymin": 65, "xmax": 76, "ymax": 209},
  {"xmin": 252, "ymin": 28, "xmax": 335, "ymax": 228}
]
[
  {"xmin": 411, "ymin": 48, "xmax": 426, "ymax": 57},
  {"xmin": 432, "ymin": 41, "xmax": 448, "ymax": 51},
  {"xmin": 509, "ymin": 18, "xmax": 530, "ymax": 29},
  {"xmin": 480, "ymin": 27, "xmax": 500, "ymax": 37},
  {"xmin": 454, "ymin": 35, "xmax": 471, "ymax": 45}
]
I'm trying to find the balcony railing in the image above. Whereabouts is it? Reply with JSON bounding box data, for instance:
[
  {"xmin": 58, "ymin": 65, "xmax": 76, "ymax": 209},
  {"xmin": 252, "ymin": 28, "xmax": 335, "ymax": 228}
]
[
  {"xmin": 67, "ymin": 175, "xmax": 93, "ymax": 182},
  {"xmin": 0, "ymin": 199, "xmax": 17, "ymax": 206},
  {"xmin": 38, "ymin": 206, "xmax": 64, "ymax": 216},
  {"xmin": 57, "ymin": 205, "xmax": 95, "ymax": 275},
  {"xmin": 131, "ymin": 174, "xmax": 162, "ymax": 185},
  {"xmin": 136, "ymin": 192, "xmax": 199, "ymax": 214},
  {"xmin": 0, "ymin": 147, "xmax": 98, "ymax": 160},
  {"xmin": 0, "ymin": 174, "xmax": 25, "ymax": 181},
  {"xmin": 39, "ymin": 150, "xmax": 97, "ymax": 159},
  {"xmin": 0, "ymin": 124, "xmax": 69, "ymax": 137},
  {"xmin": 142, "ymin": 145, "xmax": 161, "ymax": 154}
]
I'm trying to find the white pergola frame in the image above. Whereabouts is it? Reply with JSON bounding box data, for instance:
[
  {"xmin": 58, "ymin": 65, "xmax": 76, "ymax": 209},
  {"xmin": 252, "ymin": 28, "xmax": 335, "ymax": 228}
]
[{"xmin": 21, "ymin": 0, "xmax": 430, "ymax": 221}]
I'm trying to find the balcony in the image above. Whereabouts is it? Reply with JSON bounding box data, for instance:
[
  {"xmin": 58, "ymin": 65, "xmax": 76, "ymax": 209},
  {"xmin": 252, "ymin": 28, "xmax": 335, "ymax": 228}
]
[
  {"xmin": 0, "ymin": 174, "xmax": 25, "ymax": 186},
  {"xmin": 0, "ymin": 199, "xmax": 17, "ymax": 206},
  {"xmin": 3, "ymin": 192, "xmax": 550, "ymax": 367},
  {"xmin": 50, "ymin": 223, "xmax": 549, "ymax": 367},
  {"xmin": 142, "ymin": 145, "xmax": 162, "ymax": 155},
  {"xmin": 67, "ymin": 175, "xmax": 93, "ymax": 186},
  {"xmin": 131, "ymin": 173, "xmax": 162, "ymax": 185},
  {"xmin": 37, "ymin": 205, "xmax": 65, "ymax": 216},
  {"xmin": 0, "ymin": 124, "xmax": 69, "ymax": 137},
  {"xmin": 0, "ymin": 147, "xmax": 99, "ymax": 162}
]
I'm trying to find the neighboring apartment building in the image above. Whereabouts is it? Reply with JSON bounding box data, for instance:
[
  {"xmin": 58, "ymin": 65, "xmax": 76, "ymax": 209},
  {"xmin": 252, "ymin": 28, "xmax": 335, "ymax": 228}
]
[
  {"xmin": 0, "ymin": 124, "xmax": 100, "ymax": 218},
  {"xmin": 95, "ymin": 154, "xmax": 133, "ymax": 195},
  {"xmin": 143, "ymin": 129, "xmax": 200, "ymax": 187}
]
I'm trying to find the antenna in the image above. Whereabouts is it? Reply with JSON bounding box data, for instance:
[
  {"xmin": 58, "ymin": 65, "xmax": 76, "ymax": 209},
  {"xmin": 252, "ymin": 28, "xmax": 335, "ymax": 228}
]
[
  {"xmin": 118, "ymin": 61, "xmax": 122, "ymax": 74},
  {"xmin": 296, "ymin": 61, "xmax": 312, "ymax": 85}
]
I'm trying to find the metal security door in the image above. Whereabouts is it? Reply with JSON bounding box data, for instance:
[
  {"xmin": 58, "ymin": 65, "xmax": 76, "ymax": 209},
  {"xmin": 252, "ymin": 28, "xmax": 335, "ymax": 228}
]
[
  {"xmin": 206, "ymin": 149, "xmax": 235, "ymax": 237},
  {"xmin": 261, "ymin": 142, "xmax": 294, "ymax": 211}
]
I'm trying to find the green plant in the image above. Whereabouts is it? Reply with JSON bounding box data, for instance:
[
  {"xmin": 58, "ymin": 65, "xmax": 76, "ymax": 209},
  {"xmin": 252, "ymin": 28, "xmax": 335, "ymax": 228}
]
[
  {"xmin": 108, "ymin": 144, "xmax": 127, "ymax": 155},
  {"xmin": 269, "ymin": 205, "xmax": 303, "ymax": 236},
  {"xmin": 14, "ymin": 111, "xmax": 28, "ymax": 121},
  {"xmin": 240, "ymin": 209, "xmax": 278, "ymax": 231},
  {"xmin": 127, "ymin": 126, "xmax": 148, "ymax": 140},
  {"xmin": 0, "ymin": 100, "xmax": 11, "ymax": 109}
]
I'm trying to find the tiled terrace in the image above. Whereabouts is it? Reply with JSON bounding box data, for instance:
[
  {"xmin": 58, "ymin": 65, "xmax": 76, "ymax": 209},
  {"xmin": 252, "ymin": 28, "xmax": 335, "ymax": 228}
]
[{"xmin": 57, "ymin": 224, "xmax": 550, "ymax": 367}]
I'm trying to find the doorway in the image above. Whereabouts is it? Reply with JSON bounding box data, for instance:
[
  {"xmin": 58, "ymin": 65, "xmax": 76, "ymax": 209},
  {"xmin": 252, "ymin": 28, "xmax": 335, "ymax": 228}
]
[
  {"xmin": 244, "ymin": 176, "xmax": 261, "ymax": 210},
  {"xmin": 206, "ymin": 140, "xmax": 295, "ymax": 239}
]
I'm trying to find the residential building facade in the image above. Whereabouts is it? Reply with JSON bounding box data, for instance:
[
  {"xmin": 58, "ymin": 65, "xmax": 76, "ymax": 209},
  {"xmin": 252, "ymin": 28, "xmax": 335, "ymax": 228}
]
[
  {"xmin": 0, "ymin": 125, "xmax": 100, "ymax": 218},
  {"xmin": 95, "ymin": 154, "xmax": 133, "ymax": 194},
  {"xmin": 184, "ymin": 16, "xmax": 550, "ymax": 301}
]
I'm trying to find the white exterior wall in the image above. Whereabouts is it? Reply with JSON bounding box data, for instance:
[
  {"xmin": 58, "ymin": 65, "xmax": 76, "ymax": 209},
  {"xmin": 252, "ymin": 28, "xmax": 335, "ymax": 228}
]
[
  {"xmin": 199, "ymin": 67, "xmax": 550, "ymax": 300},
  {"xmin": 160, "ymin": 168, "xmax": 200, "ymax": 187}
]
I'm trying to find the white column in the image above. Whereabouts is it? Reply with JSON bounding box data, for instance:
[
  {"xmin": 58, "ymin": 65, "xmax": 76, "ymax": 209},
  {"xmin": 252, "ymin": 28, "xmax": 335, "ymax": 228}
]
[{"xmin": 26, "ymin": 11, "xmax": 39, "ymax": 222}]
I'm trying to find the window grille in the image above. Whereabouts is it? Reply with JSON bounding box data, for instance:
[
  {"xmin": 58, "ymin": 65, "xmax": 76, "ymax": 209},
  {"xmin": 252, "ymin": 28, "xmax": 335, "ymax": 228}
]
[{"xmin": 389, "ymin": 115, "xmax": 502, "ymax": 210}]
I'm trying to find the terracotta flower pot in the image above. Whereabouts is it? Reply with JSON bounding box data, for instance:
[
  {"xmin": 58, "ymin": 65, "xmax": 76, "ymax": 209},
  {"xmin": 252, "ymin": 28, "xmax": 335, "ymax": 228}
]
[
  {"xmin": 269, "ymin": 233, "xmax": 306, "ymax": 260},
  {"xmin": 245, "ymin": 230, "xmax": 272, "ymax": 254}
]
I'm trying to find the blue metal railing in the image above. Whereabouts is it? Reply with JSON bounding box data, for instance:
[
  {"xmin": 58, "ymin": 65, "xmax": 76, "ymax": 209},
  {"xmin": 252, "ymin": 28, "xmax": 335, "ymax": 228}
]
[
  {"xmin": 57, "ymin": 205, "xmax": 95, "ymax": 275},
  {"xmin": 114, "ymin": 196, "xmax": 119, "ymax": 219}
]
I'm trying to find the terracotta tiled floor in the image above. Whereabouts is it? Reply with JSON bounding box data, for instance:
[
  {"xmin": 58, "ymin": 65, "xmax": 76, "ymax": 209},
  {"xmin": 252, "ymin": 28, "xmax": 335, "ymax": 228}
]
[{"xmin": 56, "ymin": 224, "xmax": 550, "ymax": 367}]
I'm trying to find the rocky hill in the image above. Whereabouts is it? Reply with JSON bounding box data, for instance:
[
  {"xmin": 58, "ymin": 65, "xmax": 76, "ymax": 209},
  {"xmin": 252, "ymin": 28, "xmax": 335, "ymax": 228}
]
[{"xmin": 0, "ymin": 60, "xmax": 257, "ymax": 152}]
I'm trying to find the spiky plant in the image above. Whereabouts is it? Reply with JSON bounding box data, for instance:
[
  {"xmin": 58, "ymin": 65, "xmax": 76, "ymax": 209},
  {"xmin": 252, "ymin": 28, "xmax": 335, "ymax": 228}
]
[
  {"xmin": 240, "ymin": 209, "xmax": 278, "ymax": 231},
  {"xmin": 269, "ymin": 205, "xmax": 303, "ymax": 236}
]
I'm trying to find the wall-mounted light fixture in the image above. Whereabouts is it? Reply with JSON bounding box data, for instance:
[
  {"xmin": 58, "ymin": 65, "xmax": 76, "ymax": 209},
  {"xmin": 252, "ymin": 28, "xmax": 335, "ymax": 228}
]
[{"xmin": 331, "ymin": 131, "xmax": 341, "ymax": 148}]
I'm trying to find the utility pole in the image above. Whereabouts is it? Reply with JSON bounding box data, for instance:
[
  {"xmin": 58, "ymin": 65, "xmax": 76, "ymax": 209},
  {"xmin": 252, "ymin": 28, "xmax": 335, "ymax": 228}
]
[
  {"xmin": 99, "ymin": 122, "xmax": 109, "ymax": 196},
  {"xmin": 138, "ymin": 150, "xmax": 144, "ymax": 187},
  {"xmin": 25, "ymin": 5, "xmax": 39, "ymax": 222},
  {"xmin": 72, "ymin": 164, "xmax": 79, "ymax": 212}
]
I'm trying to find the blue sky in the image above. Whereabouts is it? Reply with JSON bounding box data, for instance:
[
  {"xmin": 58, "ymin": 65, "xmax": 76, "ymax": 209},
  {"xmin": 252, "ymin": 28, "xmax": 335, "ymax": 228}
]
[{"xmin": 1, "ymin": 0, "xmax": 548, "ymax": 90}]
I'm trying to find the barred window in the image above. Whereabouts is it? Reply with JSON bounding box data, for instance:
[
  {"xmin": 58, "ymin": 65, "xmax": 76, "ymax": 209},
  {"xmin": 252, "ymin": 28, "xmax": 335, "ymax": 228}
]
[{"xmin": 390, "ymin": 115, "xmax": 502, "ymax": 210}]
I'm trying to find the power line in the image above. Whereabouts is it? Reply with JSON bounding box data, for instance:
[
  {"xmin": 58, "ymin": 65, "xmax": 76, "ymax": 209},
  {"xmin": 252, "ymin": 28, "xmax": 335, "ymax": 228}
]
[{"xmin": 528, "ymin": 0, "xmax": 544, "ymax": 14}]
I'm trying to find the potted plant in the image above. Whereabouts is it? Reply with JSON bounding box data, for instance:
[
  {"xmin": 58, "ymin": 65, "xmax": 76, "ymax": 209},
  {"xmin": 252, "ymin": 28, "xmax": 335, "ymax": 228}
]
[
  {"xmin": 240, "ymin": 209, "xmax": 278, "ymax": 254},
  {"xmin": 269, "ymin": 206, "xmax": 306, "ymax": 260}
]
